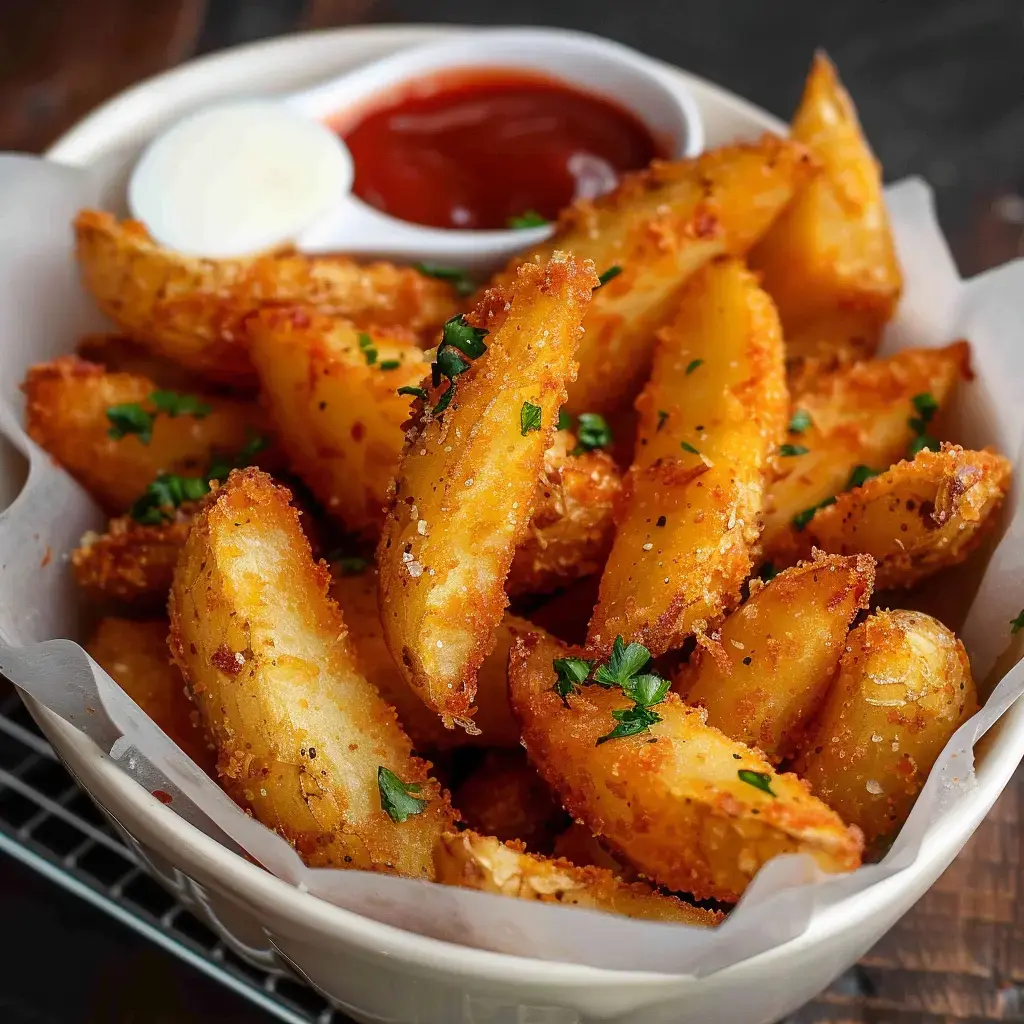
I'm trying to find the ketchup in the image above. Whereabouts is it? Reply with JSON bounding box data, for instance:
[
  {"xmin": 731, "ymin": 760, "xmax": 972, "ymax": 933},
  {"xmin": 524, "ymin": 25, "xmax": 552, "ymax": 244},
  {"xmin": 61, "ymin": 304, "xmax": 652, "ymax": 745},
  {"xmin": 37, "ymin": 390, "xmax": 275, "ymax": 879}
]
[{"xmin": 340, "ymin": 69, "xmax": 662, "ymax": 231}]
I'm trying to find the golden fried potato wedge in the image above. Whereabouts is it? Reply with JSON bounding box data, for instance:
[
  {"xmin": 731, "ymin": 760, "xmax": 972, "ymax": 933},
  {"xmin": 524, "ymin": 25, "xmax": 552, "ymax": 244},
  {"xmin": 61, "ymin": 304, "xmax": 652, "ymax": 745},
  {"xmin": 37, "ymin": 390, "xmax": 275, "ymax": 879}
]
[
  {"xmin": 452, "ymin": 750, "xmax": 566, "ymax": 851},
  {"xmin": 509, "ymin": 631, "xmax": 863, "ymax": 902},
  {"xmin": 678, "ymin": 553, "xmax": 875, "ymax": 761},
  {"xmin": 487, "ymin": 136, "xmax": 816, "ymax": 415},
  {"xmin": 329, "ymin": 566, "xmax": 527, "ymax": 751},
  {"xmin": 87, "ymin": 617, "xmax": 213, "ymax": 774},
  {"xmin": 379, "ymin": 254, "xmax": 597, "ymax": 729},
  {"xmin": 76, "ymin": 333, "xmax": 199, "ymax": 392},
  {"xmin": 552, "ymin": 822, "xmax": 633, "ymax": 876},
  {"xmin": 507, "ymin": 430, "xmax": 622, "ymax": 596},
  {"xmin": 435, "ymin": 830, "xmax": 723, "ymax": 926},
  {"xmin": 72, "ymin": 508, "xmax": 194, "ymax": 605},
  {"xmin": 169, "ymin": 469, "xmax": 453, "ymax": 875},
  {"xmin": 22, "ymin": 356, "xmax": 270, "ymax": 513},
  {"xmin": 794, "ymin": 610, "xmax": 977, "ymax": 849},
  {"xmin": 762, "ymin": 342, "xmax": 971, "ymax": 562},
  {"xmin": 793, "ymin": 445, "xmax": 1011, "ymax": 589},
  {"xmin": 750, "ymin": 54, "xmax": 902, "ymax": 382},
  {"xmin": 247, "ymin": 308, "xmax": 428, "ymax": 536},
  {"xmin": 588, "ymin": 258, "xmax": 787, "ymax": 656},
  {"xmin": 74, "ymin": 210, "xmax": 457, "ymax": 385}
]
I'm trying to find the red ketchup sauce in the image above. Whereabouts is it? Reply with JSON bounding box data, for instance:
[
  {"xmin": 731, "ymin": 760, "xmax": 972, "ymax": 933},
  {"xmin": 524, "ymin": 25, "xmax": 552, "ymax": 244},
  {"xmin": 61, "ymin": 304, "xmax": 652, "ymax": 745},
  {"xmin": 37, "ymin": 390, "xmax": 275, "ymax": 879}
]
[{"xmin": 339, "ymin": 69, "xmax": 663, "ymax": 231}]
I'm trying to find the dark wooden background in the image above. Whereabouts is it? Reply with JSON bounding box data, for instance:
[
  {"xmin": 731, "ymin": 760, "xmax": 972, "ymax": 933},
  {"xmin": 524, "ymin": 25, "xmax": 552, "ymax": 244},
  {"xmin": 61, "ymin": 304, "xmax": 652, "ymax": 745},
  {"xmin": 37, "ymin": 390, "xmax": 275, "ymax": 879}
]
[{"xmin": 2, "ymin": 1, "xmax": 1023, "ymax": 1021}]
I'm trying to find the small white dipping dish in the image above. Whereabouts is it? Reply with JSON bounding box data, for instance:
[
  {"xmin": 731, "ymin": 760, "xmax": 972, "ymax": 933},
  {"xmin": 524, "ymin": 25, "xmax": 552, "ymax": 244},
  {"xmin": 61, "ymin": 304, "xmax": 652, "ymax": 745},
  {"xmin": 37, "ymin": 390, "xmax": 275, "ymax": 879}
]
[{"xmin": 128, "ymin": 27, "xmax": 704, "ymax": 271}]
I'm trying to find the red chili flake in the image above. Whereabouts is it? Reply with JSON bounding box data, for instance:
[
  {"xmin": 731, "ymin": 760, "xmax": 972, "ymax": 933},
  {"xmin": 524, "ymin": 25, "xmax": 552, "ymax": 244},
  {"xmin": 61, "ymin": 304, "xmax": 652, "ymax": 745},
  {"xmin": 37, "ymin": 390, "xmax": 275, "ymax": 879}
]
[
  {"xmin": 152, "ymin": 790, "xmax": 173, "ymax": 805},
  {"xmin": 211, "ymin": 643, "xmax": 244, "ymax": 676}
]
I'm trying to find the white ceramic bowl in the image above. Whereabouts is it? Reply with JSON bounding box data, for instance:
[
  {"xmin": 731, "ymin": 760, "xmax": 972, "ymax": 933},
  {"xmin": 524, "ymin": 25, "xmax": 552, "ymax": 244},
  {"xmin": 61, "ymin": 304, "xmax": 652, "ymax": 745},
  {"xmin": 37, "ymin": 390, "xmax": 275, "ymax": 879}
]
[{"xmin": 15, "ymin": 24, "xmax": 1023, "ymax": 1024}]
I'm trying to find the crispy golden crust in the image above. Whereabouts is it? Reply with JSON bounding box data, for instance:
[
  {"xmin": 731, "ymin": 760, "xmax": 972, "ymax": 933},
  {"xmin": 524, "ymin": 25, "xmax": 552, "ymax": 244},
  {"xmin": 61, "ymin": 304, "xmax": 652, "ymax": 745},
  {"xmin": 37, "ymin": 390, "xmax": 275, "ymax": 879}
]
[
  {"xmin": 509, "ymin": 631, "xmax": 863, "ymax": 902},
  {"xmin": 793, "ymin": 610, "xmax": 977, "ymax": 849},
  {"xmin": 435, "ymin": 830, "xmax": 723, "ymax": 926},
  {"xmin": 22, "ymin": 356, "xmax": 271, "ymax": 514},
  {"xmin": 74, "ymin": 210, "xmax": 457, "ymax": 385},
  {"xmin": 87, "ymin": 617, "xmax": 214, "ymax": 774},
  {"xmin": 678, "ymin": 553, "xmax": 875, "ymax": 761},
  {"xmin": 168, "ymin": 468, "xmax": 454, "ymax": 875},
  {"xmin": 246, "ymin": 308, "xmax": 428, "ymax": 536},
  {"xmin": 792, "ymin": 445, "xmax": 1011, "ymax": 589},
  {"xmin": 762, "ymin": 342, "xmax": 972, "ymax": 561},
  {"xmin": 452, "ymin": 750, "xmax": 566, "ymax": 852},
  {"xmin": 485, "ymin": 135, "xmax": 816, "ymax": 416},
  {"xmin": 750, "ymin": 54, "xmax": 902, "ymax": 384},
  {"xmin": 588, "ymin": 258, "xmax": 788, "ymax": 656},
  {"xmin": 378, "ymin": 254, "xmax": 598, "ymax": 729},
  {"xmin": 72, "ymin": 508, "xmax": 193, "ymax": 605},
  {"xmin": 507, "ymin": 431, "xmax": 622, "ymax": 596}
]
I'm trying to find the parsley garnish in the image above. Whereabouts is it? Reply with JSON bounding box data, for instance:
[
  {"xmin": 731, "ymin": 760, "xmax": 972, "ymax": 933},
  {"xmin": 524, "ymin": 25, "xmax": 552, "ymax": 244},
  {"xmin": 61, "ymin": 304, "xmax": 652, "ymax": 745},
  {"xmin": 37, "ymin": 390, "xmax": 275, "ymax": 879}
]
[
  {"xmin": 592, "ymin": 637, "xmax": 669, "ymax": 744},
  {"xmin": 596, "ymin": 265, "xmax": 622, "ymax": 288},
  {"xmin": 552, "ymin": 656, "xmax": 594, "ymax": 706},
  {"xmin": 556, "ymin": 409, "xmax": 573, "ymax": 432},
  {"xmin": 759, "ymin": 562, "xmax": 779, "ymax": 582},
  {"xmin": 912, "ymin": 392, "xmax": 939, "ymax": 422},
  {"xmin": 685, "ymin": 359, "xmax": 704, "ymax": 375},
  {"xmin": 593, "ymin": 635, "xmax": 651, "ymax": 687},
  {"xmin": 107, "ymin": 403, "xmax": 154, "ymax": 444},
  {"xmin": 907, "ymin": 434, "xmax": 938, "ymax": 457},
  {"xmin": 130, "ymin": 473, "xmax": 209, "ymax": 525},
  {"xmin": 680, "ymin": 441, "xmax": 700, "ymax": 455},
  {"xmin": 435, "ymin": 346, "xmax": 469, "ymax": 380},
  {"xmin": 414, "ymin": 263, "xmax": 475, "ymax": 297},
  {"xmin": 1011, "ymin": 610, "xmax": 1024, "ymax": 634},
  {"xmin": 208, "ymin": 433, "xmax": 268, "ymax": 482},
  {"xmin": 779, "ymin": 444, "xmax": 809, "ymax": 457},
  {"xmin": 150, "ymin": 390, "xmax": 211, "ymax": 418},
  {"xmin": 573, "ymin": 412, "xmax": 612, "ymax": 454},
  {"xmin": 521, "ymin": 401, "xmax": 542, "ymax": 435},
  {"xmin": 441, "ymin": 315, "xmax": 488, "ymax": 359},
  {"xmin": 619, "ymin": 672, "xmax": 670, "ymax": 708},
  {"xmin": 597, "ymin": 705, "xmax": 663, "ymax": 745},
  {"xmin": 788, "ymin": 409, "xmax": 812, "ymax": 434},
  {"xmin": 847, "ymin": 465, "xmax": 880, "ymax": 489},
  {"xmin": 508, "ymin": 210, "xmax": 548, "ymax": 229},
  {"xmin": 377, "ymin": 766, "xmax": 428, "ymax": 822},
  {"xmin": 792, "ymin": 496, "xmax": 837, "ymax": 531},
  {"xmin": 656, "ymin": 410, "xmax": 669, "ymax": 432},
  {"xmin": 433, "ymin": 386, "xmax": 455, "ymax": 415},
  {"xmin": 357, "ymin": 332, "xmax": 378, "ymax": 366},
  {"xmin": 907, "ymin": 392, "xmax": 940, "ymax": 458},
  {"xmin": 397, "ymin": 386, "xmax": 428, "ymax": 401},
  {"xmin": 379, "ymin": 359, "xmax": 402, "ymax": 371},
  {"xmin": 428, "ymin": 316, "xmax": 490, "ymax": 414},
  {"xmin": 737, "ymin": 769, "xmax": 776, "ymax": 796}
]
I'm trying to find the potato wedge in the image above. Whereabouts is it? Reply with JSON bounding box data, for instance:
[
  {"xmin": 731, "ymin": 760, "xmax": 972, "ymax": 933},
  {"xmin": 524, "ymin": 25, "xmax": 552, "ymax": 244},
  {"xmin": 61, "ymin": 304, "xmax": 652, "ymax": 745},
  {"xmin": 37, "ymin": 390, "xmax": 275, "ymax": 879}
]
[
  {"xmin": 22, "ymin": 356, "xmax": 271, "ymax": 513},
  {"xmin": 678, "ymin": 553, "xmax": 875, "ymax": 761},
  {"xmin": 507, "ymin": 430, "xmax": 622, "ymax": 596},
  {"xmin": 378, "ymin": 254, "xmax": 597, "ymax": 729},
  {"xmin": 435, "ymin": 830, "xmax": 723, "ymax": 926},
  {"xmin": 792, "ymin": 445, "xmax": 1011, "ymax": 589},
  {"xmin": 750, "ymin": 54, "xmax": 902, "ymax": 382},
  {"xmin": 74, "ymin": 210, "xmax": 458, "ymax": 385},
  {"xmin": 762, "ymin": 341, "xmax": 971, "ymax": 562},
  {"xmin": 169, "ymin": 468, "xmax": 453, "ymax": 876},
  {"xmin": 588, "ymin": 258, "xmax": 787, "ymax": 656},
  {"xmin": 329, "ymin": 566, "xmax": 526, "ymax": 751},
  {"xmin": 247, "ymin": 309, "xmax": 428, "ymax": 536},
  {"xmin": 87, "ymin": 618, "xmax": 213, "ymax": 774},
  {"xmin": 552, "ymin": 822, "xmax": 633, "ymax": 876},
  {"xmin": 794, "ymin": 610, "xmax": 977, "ymax": 849},
  {"xmin": 452, "ymin": 750, "xmax": 566, "ymax": 851},
  {"xmin": 509, "ymin": 631, "xmax": 863, "ymax": 901},
  {"xmin": 486, "ymin": 135, "xmax": 816, "ymax": 415},
  {"xmin": 76, "ymin": 333, "xmax": 199, "ymax": 392}
]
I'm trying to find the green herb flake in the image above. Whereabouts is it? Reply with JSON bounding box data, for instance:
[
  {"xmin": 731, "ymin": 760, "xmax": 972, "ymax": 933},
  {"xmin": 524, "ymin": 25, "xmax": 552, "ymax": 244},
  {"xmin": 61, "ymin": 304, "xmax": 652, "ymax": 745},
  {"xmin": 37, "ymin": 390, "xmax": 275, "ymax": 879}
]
[
  {"xmin": 778, "ymin": 444, "xmax": 809, "ymax": 457},
  {"xmin": 397, "ymin": 386, "xmax": 428, "ymax": 401},
  {"xmin": 414, "ymin": 263, "xmax": 475, "ymax": 297},
  {"xmin": 594, "ymin": 635, "xmax": 650, "ymax": 688},
  {"xmin": 441, "ymin": 314, "xmax": 488, "ymax": 358},
  {"xmin": 573, "ymin": 412, "xmax": 613, "ymax": 454},
  {"xmin": 788, "ymin": 409, "xmax": 812, "ymax": 434},
  {"xmin": 847, "ymin": 465, "xmax": 880, "ymax": 490},
  {"xmin": 507, "ymin": 210, "xmax": 548, "ymax": 229},
  {"xmin": 792, "ymin": 496, "xmax": 837, "ymax": 532},
  {"xmin": 107, "ymin": 403, "xmax": 155, "ymax": 444},
  {"xmin": 759, "ymin": 562, "xmax": 779, "ymax": 582},
  {"xmin": 377, "ymin": 766, "xmax": 428, "ymax": 823},
  {"xmin": 552, "ymin": 656, "xmax": 594, "ymax": 705},
  {"xmin": 379, "ymin": 359, "xmax": 402, "ymax": 371},
  {"xmin": 520, "ymin": 401, "xmax": 542, "ymax": 436},
  {"xmin": 656, "ymin": 410, "xmax": 669, "ymax": 432},
  {"xmin": 433, "ymin": 385, "xmax": 455, "ymax": 415},
  {"xmin": 685, "ymin": 358, "xmax": 704, "ymax": 376},
  {"xmin": 556, "ymin": 409, "xmax": 573, "ymax": 432},
  {"xmin": 597, "ymin": 705, "xmax": 663, "ymax": 745},
  {"xmin": 620, "ymin": 673, "xmax": 670, "ymax": 708},
  {"xmin": 680, "ymin": 441, "xmax": 700, "ymax": 455},
  {"xmin": 907, "ymin": 434, "xmax": 939, "ymax": 458},
  {"xmin": 596, "ymin": 265, "xmax": 622, "ymax": 288},
  {"xmin": 150, "ymin": 390, "xmax": 212, "ymax": 419},
  {"xmin": 1011, "ymin": 610, "xmax": 1024, "ymax": 634},
  {"xmin": 130, "ymin": 473, "xmax": 209, "ymax": 525},
  {"xmin": 737, "ymin": 769, "xmax": 776, "ymax": 796},
  {"xmin": 436, "ymin": 346, "xmax": 470, "ymax": 380},
  {"xmin": 912, "ymin": 392, "xmax": 939, "ymax": 423}
]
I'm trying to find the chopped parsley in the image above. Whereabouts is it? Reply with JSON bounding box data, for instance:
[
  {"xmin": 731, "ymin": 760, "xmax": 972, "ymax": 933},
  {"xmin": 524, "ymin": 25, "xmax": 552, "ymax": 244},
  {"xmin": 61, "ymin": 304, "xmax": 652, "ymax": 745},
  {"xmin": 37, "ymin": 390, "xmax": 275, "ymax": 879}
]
[
  {"xmin": 520, "ymin": 401, "xmax": 542, "ymax": 436},
  {"xmin": 759, "ymin": 562, "xmax": 779, "ymax": 582},
  {"xmin": 208, "ymin": 433, "xmax": 268, "ymax": 483},
  {"xmin": 507, "ymin": 210, "xmax": 548, "ymax": 229},
  {"xmin": 907, "ymin": 434, "xmax": 938, "ymax": 457},
  {"xmin": 414, "ymin": 263, "xmax": 475, "ymax": 297},
  {"xmin": 911, "ymin": 392, "xmax": 939, "ymax": 422},
  {"xmin": 573, "ymin": 412, "xmax": 613, "ymax": 454},
  {"xmin": 778, "ymin": 444, "xmax": 809, "ymax": 457},
  {"xmin": 596, "ymin": 265, "xmax": 622, "ymax": 288},
  {"xmin": 397, "ymin": 386, "xmax": 428, "ymax": 401},
  {"xmin": 107, "ymin": 403, "xmax": 154, "ymax": 444},
  {"xmin": 357, "ymin": 332, "xmax": 378, "ymax": 366},
  {"xmin": 379, "ymin": 359, "xmax": 402, "ymax": 371},
  {"xmin": 792, "ymin": 495, "xmax": 837, "ymax": 531},
  {"xmin": 150, "ymin": 390, "xmax": 211, "ymax": 418},
  {"xmin": 433, "ymin": 386, "xmax": 455, "ymax": 415},
  {"xmin": 738, "ymin": 769, "xmax": 776, "ymax": 796},
  {"xmin": 420, "ymin": 316, "xmax": 491, "ymax": 416},
  {"xmin": 907, "ymin": 392, "xmax": 940, "ymax": 458},
  {"xmin": 552, "ymin": 656, "xmax": 594, "ymax": 706},
  {"xmin": 130, "ymin": 473, "xmax": 209, "ymax": 525},
  {"xmin": 680, "ymin": 441, "xmax": 700, "ymax": 455},
  {"xmin": 593, "ymin": 635, "xmax": 651, "ymax": 688},
  {"xmin": 556, "ymin": 409, "xmax": 573, "ymax": 432},
  {"xmin": 435, "ymin": 346, "xmax": 470, "ymax": 380},
  {"xmin": 597, "ymin": 704, "xmax": 663, "ymax": 745},
  {"xmin": 440, "ymin": 315, "xmax": 488, "ymax": 358},
  {"xmin": 377, "ymin": 766, "xmax": 428, "ymax": 823},
  {"xmin": 847, "ymin": 464, "xmax": 880, "ymax": 489},
  {"xmin": 685, "ymin": 358, "xmax": 704, "ymax": 375},
  {"xmin": 656, "ymin": 410, "xmax": 669, "ymax": 432},
  {"xmin": 1011, "ymin": 610, "xmax": 1024, "ymax": 634},
  {"xmin": 788, "ymin": 409, "xmax": 812, "ymax": 434}
]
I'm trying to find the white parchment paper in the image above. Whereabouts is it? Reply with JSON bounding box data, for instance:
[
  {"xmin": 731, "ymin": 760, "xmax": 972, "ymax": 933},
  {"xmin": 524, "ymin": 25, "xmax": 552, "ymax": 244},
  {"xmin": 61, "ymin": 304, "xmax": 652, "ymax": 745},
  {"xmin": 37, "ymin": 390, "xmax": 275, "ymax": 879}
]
[{"xmin": 1, "ymin": 154, "xmax": 1023, "ymax": 976}]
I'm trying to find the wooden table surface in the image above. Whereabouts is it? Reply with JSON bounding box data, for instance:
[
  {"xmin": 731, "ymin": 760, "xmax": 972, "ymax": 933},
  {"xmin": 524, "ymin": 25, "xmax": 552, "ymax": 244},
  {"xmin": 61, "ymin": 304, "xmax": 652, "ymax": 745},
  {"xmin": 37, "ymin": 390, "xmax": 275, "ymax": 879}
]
[{"xmin": 2, "ymin": 1, "xmax": 1023, "ymax": 1021}]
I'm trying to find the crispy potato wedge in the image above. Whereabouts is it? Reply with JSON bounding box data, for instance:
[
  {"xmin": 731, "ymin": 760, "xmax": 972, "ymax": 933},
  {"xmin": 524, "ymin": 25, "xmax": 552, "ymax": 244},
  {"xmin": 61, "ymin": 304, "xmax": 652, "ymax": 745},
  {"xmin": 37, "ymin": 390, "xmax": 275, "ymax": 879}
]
[
  {"xmin": 76, "ymin": 333, "xmax": 199, "ymax": 392},
  {"xmin": 87, "ymin": 618, "xmax": 213, "ymax": 774},
  {"xmin": 794, "ymin": 610, "xmax": 977, "ymax": 849},
  {"xmin": 486, "ymin": 135, "xmax": 816, "ymax": 416},
  {"xmin": 329, "ymin": 567, "xmax": 527, "ymax": 751},
  {"xmin": 452, "ymin": 750, "xmax": 566, "ymax": 851},
  {"xmin": 792, "ymin": 445, "xmax": 1011, "ymax": 589},
  {"xmin": 169, "ymin": 469, "xmax": 453, "ymax": 876},
  {"xmin": 553, "ymin": 822, "xmax": 633, "ymax": 876},
  {"xmin": 74, "ymin": 210, "xmax": 457, "ymax": 385},
  {"xmin": 507, "ymin": 430, "xmax": 622, "ymax": 596},
  {"xmin": 750, "ymin": 54, "xmax": 902, "ymax": 382},
  {"xmin": 22, "ymin": 356, "xmax": 270, "ymax": 514},
  {"xmin": 509, "ymin": 631, "xmax": 864, "ymax": 902},
  {"xmin": 378, "ymin": 254, "xmax": 597, "ymax": 729},
  {"xmin": 762, "ymin": 342, "xmax": 971, "ymax": 562},
  {"xmin": 678, "ymin": 553, "xmax": 875, "ymax": 761},
  {"xmin": 72, "ymin": 508, "xmax": 194, "ymax": 605},
  {"xmin": 247, "ymin": 308, "xmax": 428, "ymax": 536},
  {"xmin": 435, "ymin": 830, "xmax": 723, "ymax": 926},
  {"xmin": 588, "ymin": 258, "xmax": 787, "ymax": 656}
]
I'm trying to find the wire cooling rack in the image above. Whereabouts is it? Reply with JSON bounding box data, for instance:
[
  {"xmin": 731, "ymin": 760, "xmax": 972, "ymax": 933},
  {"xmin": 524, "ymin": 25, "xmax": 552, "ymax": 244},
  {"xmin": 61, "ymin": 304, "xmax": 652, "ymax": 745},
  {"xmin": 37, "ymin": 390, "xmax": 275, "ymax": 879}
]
[{"xmin": 0, "ymin": 684, "xmax": 341, "ymax": 1024}]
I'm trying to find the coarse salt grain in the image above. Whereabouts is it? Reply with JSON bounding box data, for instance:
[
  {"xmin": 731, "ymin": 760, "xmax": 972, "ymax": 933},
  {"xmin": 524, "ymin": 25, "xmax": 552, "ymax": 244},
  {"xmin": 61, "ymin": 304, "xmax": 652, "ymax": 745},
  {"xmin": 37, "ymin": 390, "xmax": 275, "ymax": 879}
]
[{"xmin": 865, "ymin": 779, "xmax": 883, "ymax": 795}]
